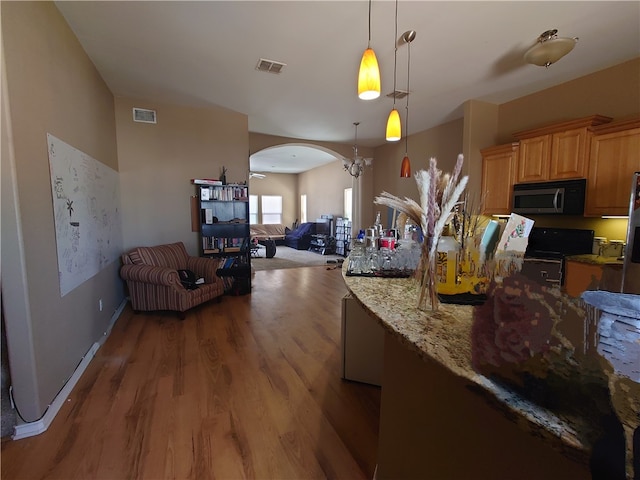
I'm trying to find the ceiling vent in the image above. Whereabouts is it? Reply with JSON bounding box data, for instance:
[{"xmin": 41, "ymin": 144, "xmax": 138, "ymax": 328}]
[
  {"xmin": 256, "ymin": 58, "xmax": 287, "ymax": 74},
  {"xmin": 387, "ymin": 89, "xmax": 409, "ymax": 100},
  {"xmin": 132, "ymin": 107, "xmax": 157, "ymax": 124}
]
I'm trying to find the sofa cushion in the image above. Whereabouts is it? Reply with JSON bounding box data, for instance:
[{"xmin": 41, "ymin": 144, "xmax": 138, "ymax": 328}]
[
  {"xmin": 250, "ymin": 223, "xmax": 286, "ymax": 239},
  {"xmin": 129, "ymin": 242, "xmax": 189, "ymax": 270}
]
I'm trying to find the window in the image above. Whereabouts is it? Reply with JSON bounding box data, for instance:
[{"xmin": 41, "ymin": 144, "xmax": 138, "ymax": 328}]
[
  {"xmin": 249, "ymin": 195, "xmax": 258, "ymax": 224},
  {"xmin": 261, "ymin": 195, "xmax": 282, "ymax": 224},
  {"xmin": 300, "ymin": 194, "xmax": 307, "ymax": 224},
  {"xmin": 344, "ymin": 188, "xmax": 352, "ymax": 220}
]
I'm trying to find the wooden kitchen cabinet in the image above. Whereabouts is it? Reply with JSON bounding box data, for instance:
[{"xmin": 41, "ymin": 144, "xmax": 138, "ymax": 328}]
[
  {"xmin": 517, "ymin": 135, "xmax": 550, "ymax": 183},
  {"xmin": 585, "ymin": 118, "xmax": 640, "ymax": 216},
  {"xmin": 564, "ymin": 258, "xmax": 623, "ymax": 298},
  {"xmin": 514, "ymin": 115, "xmax": 612, "ymax": 184},
  {"xmin": 480, "ymin": 143, "xmax": 518, "ymax": 215}
]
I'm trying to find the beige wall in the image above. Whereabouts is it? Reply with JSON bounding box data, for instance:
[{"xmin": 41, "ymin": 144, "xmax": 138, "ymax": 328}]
[
  {"xmin": 249, "ymin": 173, "xmax": 299, "ymax": 226},
  {"xmin": 372, "ymin": 119, "xmax": 464, "ymax": 228},
  {"xmin": 299, "ymin": 159, "xmax": 354, "ymax": 222},
  {"xmin": 1, "ymin": 2, "xmax": 122, "ymax": 420},
  {"xmin": 115, "ymin": 98, "xmax": 248, "ymax": 255},
  {"xmin": 497, "ymin": 58, "xmax": 640, "ymax": 143}
]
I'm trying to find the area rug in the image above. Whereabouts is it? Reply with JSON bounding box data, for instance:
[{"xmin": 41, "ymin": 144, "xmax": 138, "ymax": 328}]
[{"xmin": 252, "ymin": 245, "xmax": 345, "ymax": 271}]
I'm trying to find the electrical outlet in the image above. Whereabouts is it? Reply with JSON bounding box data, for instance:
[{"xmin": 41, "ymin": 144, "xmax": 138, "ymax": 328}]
[{"xmin": 99, "ymin": 299, "xmax": 103, "ymax": 312}]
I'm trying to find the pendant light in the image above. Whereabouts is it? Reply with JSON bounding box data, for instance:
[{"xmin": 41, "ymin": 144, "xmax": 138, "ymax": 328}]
[
  {"xmin": 386, "ymin": 0, "xmax": 401, "ymax": 141},
  {"xmin": 358, "ymin": 0, "xmax": 381, "ymax": 100},
  {"xmin": 400, "ymin": 30, "xmax": 416, "ymax": 178}
]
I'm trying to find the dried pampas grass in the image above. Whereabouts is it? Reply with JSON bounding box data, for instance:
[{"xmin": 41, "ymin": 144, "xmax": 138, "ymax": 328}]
[{"xmin": 375, "ymin": 154, "xmax": 468, "ymax": 311}]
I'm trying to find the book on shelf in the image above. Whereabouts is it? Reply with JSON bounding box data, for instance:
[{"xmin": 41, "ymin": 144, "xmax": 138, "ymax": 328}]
[
  {"xmin": 192, "ymin": 178, "xmax": 222, "ymax": 186},
  {"xmin": 200, "ymin": 186, "xmax": 211, "ymax": 200},
  {"xmin": 201, "ymin": 208, "xmax": 214, "ymax": 224},
  {"xmin": 224, "ymin": 246, "xmax": 241, "ymax": 253},
  {"xmin": 203, "ymin": 248, "xmax": 220, "ymax": 254}
]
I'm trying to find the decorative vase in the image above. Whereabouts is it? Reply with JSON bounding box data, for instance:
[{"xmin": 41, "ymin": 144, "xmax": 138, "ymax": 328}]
[{"xmin": 416, "ymin": 236, "xmax": 439, "ymax": 311}]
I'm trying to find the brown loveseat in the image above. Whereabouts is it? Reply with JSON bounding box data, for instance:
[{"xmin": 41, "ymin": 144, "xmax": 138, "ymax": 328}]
[
  {"xmin": 120, "ymin": 242, "xmax": 225, "ymax": 318},
  {"xmin": 250, "ymin": 223, "xmax": 287, "ymax": 244}
]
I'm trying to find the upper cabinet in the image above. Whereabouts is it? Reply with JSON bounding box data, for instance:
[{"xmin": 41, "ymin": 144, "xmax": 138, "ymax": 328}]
[
  {"xmin": 513, "ymin": 115, "xmax": 612, "ymax": 184},
  {"xmin": 480, "ymin": 143, "xmax": 518, "ymax": 215},
  {"xmin": 585, "ymin": 118, "xmax": 640, "ymax": 216}
]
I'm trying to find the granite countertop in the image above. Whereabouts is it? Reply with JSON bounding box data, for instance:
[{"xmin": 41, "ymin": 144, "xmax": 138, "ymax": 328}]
[
  {"xmin": 342, "ymin": 262, "xmax": 639, "ymax": 477},
  {"xmin": 566, "ymin": 254, "xmax": 624, "ymax": 265}
]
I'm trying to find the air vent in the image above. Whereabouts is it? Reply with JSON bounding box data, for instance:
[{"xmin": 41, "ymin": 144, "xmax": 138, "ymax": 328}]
[
  {"xmin": 132, "ymin": 108, "xmax": 157, "ymax": 124},
  {"xmin": 386, "ymin": 89, "xmax": 409, "ymax": 100},
  {"xmin": 256, "ymin": 58, "xmax": 287, "ymax": 74}
]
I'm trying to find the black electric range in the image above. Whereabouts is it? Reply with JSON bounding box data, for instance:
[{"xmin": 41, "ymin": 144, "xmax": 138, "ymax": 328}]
[{"xmin": 521, "ymin": 227, "xmax": 594, "ymax": 286}]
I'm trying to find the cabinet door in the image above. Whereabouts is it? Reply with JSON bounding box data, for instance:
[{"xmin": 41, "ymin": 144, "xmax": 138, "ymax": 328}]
[
  {"xmin": 586, "ymin": 127, "xmax": 640, "ymax": 216},
  {"xmin": 550, "ymin": 127, "xmax": 589, "ymax": 179},
  {"xmin": 517, "ymin": 135, "xmax": 550, "ymax": 183},
  {"xmin": 481, "ymin": 143, "xmax": 518, "ymax": 215}
]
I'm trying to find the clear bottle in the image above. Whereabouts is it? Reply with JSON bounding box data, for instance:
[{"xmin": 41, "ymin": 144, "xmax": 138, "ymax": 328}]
[
  {"xmin": 436, "ymin": 226, "xmax": 461, "ymax": 294},
  {"xmin": 374, "ymin": 211, "xmax": 383, "ymax": 237}
]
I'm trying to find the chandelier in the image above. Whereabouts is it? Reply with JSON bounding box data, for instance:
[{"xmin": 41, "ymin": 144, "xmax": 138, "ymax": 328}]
[{"xmin": 343, "ymin": 122, "xmax": 373, "ymax": 179}]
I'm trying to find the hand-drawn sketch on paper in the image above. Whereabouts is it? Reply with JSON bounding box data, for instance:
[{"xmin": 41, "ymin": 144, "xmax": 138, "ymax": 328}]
[{"xmin": 47, "ymin": 133, "xmax": 122, "ymax": 297}]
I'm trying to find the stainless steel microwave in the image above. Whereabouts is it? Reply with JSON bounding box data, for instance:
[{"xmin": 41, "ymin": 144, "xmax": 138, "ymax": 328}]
[{"xmin": 512, "ymin": 179, "xmax": 586, "ymax": 215}]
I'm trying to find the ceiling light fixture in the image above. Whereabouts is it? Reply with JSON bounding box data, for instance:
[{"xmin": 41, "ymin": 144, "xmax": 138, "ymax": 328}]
[
  {"xmin": 400, "ymin": 30, "xmax": 416, "ymax": 178},
  {"xmin": 343, "ymin": 122, "xmax": 373, "ymax": 179},
  {"xmin": 386, "ymin": 0, "xmax": 401, "ymax": 141},
  {"xmin": 524, "ymin": 29, "xmax": 578, "ymax": 68},
  {"xmin": 358, "ymin": 0, "xmax": 381, "ymax": 100}
]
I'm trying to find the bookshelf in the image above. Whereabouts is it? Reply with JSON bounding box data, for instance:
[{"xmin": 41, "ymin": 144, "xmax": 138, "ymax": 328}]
[
  {"xmin": 196, "ymin": 182, "xmax": 251, "ymax": 293},
  {"xmin": 335, "ymin": 217, "xmax": 352, "ymax": 257}
]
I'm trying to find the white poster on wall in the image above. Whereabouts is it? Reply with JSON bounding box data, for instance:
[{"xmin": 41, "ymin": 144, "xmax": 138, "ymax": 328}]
[{"xmin": 47, "ymin": 133, "xmax": 122, "ymax": 297}]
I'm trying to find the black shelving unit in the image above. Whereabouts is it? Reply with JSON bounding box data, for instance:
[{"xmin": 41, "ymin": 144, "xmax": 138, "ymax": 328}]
[
  {"xmin": 335, "ymin": 217, "xmax": 352, "ymax": 257},
  {"xmin": 196, "ymin": 183, "xmax": 251, "ymax": 293}
]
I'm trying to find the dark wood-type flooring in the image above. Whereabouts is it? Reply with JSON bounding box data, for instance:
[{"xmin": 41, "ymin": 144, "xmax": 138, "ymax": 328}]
[{"xmin": 1, "ymin": 266, "xmax": 381, "ymax": 479}]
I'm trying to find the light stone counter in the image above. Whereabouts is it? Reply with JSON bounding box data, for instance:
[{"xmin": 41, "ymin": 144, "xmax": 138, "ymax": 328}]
[{"xmin": 343, "ymin": 263, "xmax": 637, "ymax": 478}]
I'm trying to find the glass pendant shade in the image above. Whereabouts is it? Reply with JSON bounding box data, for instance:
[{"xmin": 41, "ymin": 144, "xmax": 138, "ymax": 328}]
[
  {"xmin": 358, "ymin": 48, "xmax": 381, "ymax": 100},
  {"xmin": 386, "ymin": 109, "xmax": 401, "ymax": 141},
  {"xmin": 400, "ymin": 155, "xmax": 411, "ymax": 177}
]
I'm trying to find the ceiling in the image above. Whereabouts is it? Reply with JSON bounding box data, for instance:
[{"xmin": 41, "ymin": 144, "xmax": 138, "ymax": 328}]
[{"xmin": 55, "ymin": 1, "xmax": 640, "ymax": 174}]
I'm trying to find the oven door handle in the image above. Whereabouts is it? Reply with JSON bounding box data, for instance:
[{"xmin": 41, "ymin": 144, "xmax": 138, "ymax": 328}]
[{"xmin": 553, "ymin": 189, "xmax": 560, "ymax": 212}]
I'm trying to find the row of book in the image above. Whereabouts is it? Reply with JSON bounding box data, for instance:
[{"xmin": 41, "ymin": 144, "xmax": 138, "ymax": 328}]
[
  {"xmin": 202, "ymin": 236, "xmax": 248, "ymax": 253},
  {"xmin": 192, "ymin": 178, "xmax": 222, "ymax": 186},
  {"xmin": 200, "ymin": 185, "xmax": 248, "ymax": 201}
]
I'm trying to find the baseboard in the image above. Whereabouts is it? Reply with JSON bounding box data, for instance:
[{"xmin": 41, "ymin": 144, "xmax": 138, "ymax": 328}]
[{"xmin": 12, "ymin": 299, "xmax": 127, "ymax": 440}]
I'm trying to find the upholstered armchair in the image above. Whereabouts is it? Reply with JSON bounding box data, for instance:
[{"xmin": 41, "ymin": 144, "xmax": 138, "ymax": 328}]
[{"xmin": 120, "ymin": 242, "xmax": 225, "ymax": 318}]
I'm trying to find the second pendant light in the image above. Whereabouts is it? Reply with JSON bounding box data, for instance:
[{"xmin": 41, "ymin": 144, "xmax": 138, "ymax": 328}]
[{"xmin": 386, "ymin": 0, "xmax": 401, "ymax": 142}]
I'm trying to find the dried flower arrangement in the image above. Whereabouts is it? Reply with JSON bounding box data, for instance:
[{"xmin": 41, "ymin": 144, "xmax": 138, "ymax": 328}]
[{"xmin": 375, "ymin": 154, "xmax": 468, "ymax": 311}]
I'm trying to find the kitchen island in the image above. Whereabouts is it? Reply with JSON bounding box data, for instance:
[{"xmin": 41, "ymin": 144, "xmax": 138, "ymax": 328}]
[{"xmin": 343, "ymin": 265, "xmax": 637, "ymax": 479}]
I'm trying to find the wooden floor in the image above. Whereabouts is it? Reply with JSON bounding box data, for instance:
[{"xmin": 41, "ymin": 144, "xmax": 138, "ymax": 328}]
[{"xmin": 1, "ymin": 267, "xmax": 381, "ymax": 480}]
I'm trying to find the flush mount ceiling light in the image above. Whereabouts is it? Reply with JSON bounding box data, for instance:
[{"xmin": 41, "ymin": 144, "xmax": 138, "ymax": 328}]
[
  {"xmin": 343, "ymin": 122, "xmax": 373, "ymax": 179},
  {"xmin": 524, "ymin": 29, "xmax": 578, "ymax": 68},
  {"xmin": 400, "ymin": 30, "xmax": 416, "ymax": 178},
  {"xmin": 386, "ymin": 0, "xmax": 401, "ymax": 142},
  {"xmin": 358, "ymin": 0, "xmax": 381, "ymax": 100}
]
